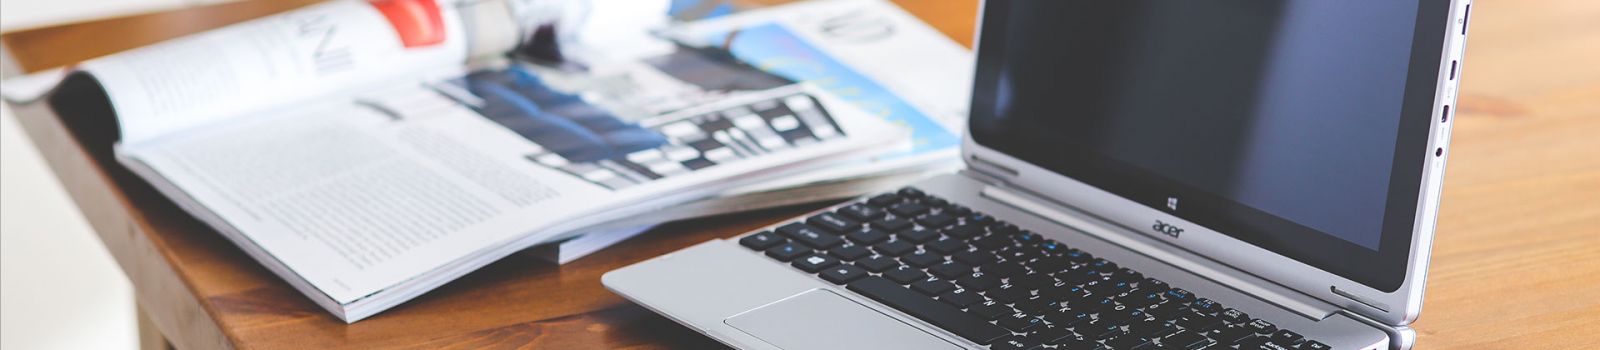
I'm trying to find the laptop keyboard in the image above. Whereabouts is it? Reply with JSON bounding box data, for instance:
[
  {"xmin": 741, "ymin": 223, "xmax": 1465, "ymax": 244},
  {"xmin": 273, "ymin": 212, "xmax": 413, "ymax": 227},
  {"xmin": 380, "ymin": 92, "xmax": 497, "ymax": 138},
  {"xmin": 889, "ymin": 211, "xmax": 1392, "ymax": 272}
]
[{"xmin": 738, "ymin": 188, "xmax": 1331, "ymax": 350}]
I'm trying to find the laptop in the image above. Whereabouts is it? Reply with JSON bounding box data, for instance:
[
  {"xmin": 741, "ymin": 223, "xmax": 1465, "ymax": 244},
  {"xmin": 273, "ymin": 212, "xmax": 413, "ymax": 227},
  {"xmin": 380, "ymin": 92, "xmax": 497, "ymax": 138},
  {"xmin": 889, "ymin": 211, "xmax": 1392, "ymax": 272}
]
[{"xmin": 604, "ymin": 1, "xmax": 1471, "ymax": 349}]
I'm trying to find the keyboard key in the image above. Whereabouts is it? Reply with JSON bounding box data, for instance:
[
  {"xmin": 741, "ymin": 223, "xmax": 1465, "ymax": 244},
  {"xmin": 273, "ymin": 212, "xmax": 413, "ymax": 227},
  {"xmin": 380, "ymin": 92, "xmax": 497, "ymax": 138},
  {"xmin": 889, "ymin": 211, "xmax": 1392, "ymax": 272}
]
[
  {"xmin": 991, "ymin": 335, "xmax": 1042, "ymax": 350},
  {"xmin": 888, "ymin": 202, "xmax": 929, "ymax": 217},
  {"xmin": 1236, "ymin": 337, "xmax": 1269, "ymax": 349},
  {"xmin": 867, "ymin": 193, "xmax": 901, "ymax": 207},
  {"xmin": 967, "ymin": 213, "xmax": 997, "ymax": 226},
  {"xmin": 956, "ymin": 273, "xmax": 1002, "ymax": 291},
  {"xmin": 981, "ymin": 261, "xmax": 1027, "ymax": 277},
  {"xmin": 1177, "ymin": 310, "xmax": 1223, "ymax": 331},
  {"xmin": 896, "ymin": 227, "xmax": 939, "ymax": 243},
  {"xmin": 944, "ymin": 204, "xmax": 973, "ymax": 217},
  {"xmin": 1088, "ymin": 279, "xmax": 1132, "ymax": 296},
  {"xmin": 1162, "ymin": 329, "xmax": 1214, "ymax": 350},
  {"xmin": 1012, "ymin": 231, "xmax": 1043, "ymax": 245},
  {"xmin": 1069, "ymin": 297, "xmax": 1114, "ymax": 314},
  {"xmin": 819, "ymin": 264, "xmax": 867, "ymax": 284},
  {"xmin": 925, "ymin": 238, "xmax": 967, "ymax": 255},
  {"xmin": 1145, "ymin": 301, "xmax": 1188, "ymax": 320},
  {"xmin": 1029, "ymin": 256, "xmax": 1072, "ymax": 274},
  {"xmin": 828, "ymin": 244, "xmax": 871, "ymax": 261},
  {"xmin": 738, "ymin": 231, "xmax": 785, "ymax": 250},
  {"xmin": 968, "ymin": 301, "xmax": 1012, "ymax": 320},
  {"xmin": 997, "ymin": 312, "xmax": 1044, "ymax": 332},
  {"xmin": 924, "ymin": 196, "xmax": 949, "ymax": 208},
  {"xmin": 901, "ymin": 251, "xmax": 944, "ymax": 268},
  {"xmin": 912, "ymin": 279, "xmax": 957, "ymax": 296},
  {"xmin": 988, "ymin": 284, "xmax": 1032, "ymax": 303},
  {"xmin": 883, "ymin": 266, "xmax": 928, "ymax": 284},
  {"xmin": 997, "ymin": 247, "xmax": 1038, "ymax": 262},
  {"xmin": 764, "ymin": 243, "xmax": 810, "ymax": 261},
  {"xmin": 791, "ymin": 253, "xmax": 838, "ymax": 273},
  {"xmin": 1141, "ymin": 277, "xmax": 1170, "ymax": 293},
  {"xmin": 1081, "ymin": 319, "xmax": 1124, "ymax": 339},
  {"xmin": 1121, "ymin": 289, "xmax": 1164, "ymax": 308},
  {"xmin": 953, "ymin": 250, "xmax": 996, "ymax": 266},
  {"xmin": 916, "ymin": 213, "xmax": 957, "ymax": 228},
  {"xmin": 1043, "ymin": 285, "xmax": 1090, "ymax": 301},
  {"xmin": 929, "ymin": 261, "xmax": 973, "ymax": 279},
  {"xmin": 897, "ymin": 187, "xmax": 925, "ymax": 199},
  {"xmin": 1164, "ymin": 288, "xmax": 1194, "ymax": 303},
  {"xmin": 1115, "ymin": 267, "xmax": 1143, "ymax": 281},
  {"xmin": 944, "ymin": 223, "xmax": 986, "ymax": 239},
  {"xmin": 990, "ymin": 223, "xmax": 1020, "ymax": 236},
  {"xmin": 1012, "ymin": 273, "xmax": 1055, "ymax": 290},
  {"xmin": 837, "ymin": 203, "xmax": 885, "ymax": 221},
  {"xmin": 805, "ymin": 212, "xmax": 859, "ymax": 233},
  {"xmin": 1270, "ymin": 329, "xmax": 1304, "ymax": 345},
  {"xmin": 974, "ymin": 234, "xmax": 1013, "ymax": 250},
  {"xmin": 777, "ymin": 223, "xmax": 842, "ymax": 249},
  {"xmin": 1300, "ymin": 341, "xmax": 1332, "ymax": 350},
  {"xmin": 1236, "ymin": 337, "xmax": 1295, "ymax": 350},
  {"xmin": 871, "ymin": 217, "xmax": 913, "ymax": 232},
  {"xmin": 1206, "ymin": 324, "xmax": 1255, "ymax": 345},
  {"xmin": 1098, "ymin": 305, "xmax": 1145, "ymax": 324},
  {"xmin": 1044, "ymin": 310, "xmax": 1090, "ymax": 327},
  {"xmin": 1037, "ymin": 240, "xmax": 1066, "ymax": 253},
  {"xmin": 847, "ymin": 228, "xmax": 890, "ymax": 245},
  {"xmin": 1052, "ymin": 337, "xmax": 1102, "ymax": 350},
  {"xmin": 1105, "ymin": 335, "xmax": 1150, "ymax": 350},
  {"xmin": 855, "ymin": 256, "xmax": 899, "ymax": 272},
  {"xmin": 847, "ymin": 277, "xmax": 1009, "ymax": 344},
  {"xmin": 1245, "ymin": 319, "xmax": 1278, "ymax": 335},
  {"xmin": 1130, "ymin": 319, "xmax": 1178, "ymax": 338},
  {"xmin": 1063, "ymin": 249, "xmax": 1093, "ymax": 264},
  {"xmin": 1014, "ymin": 297, "xmax": 1059, "ymax": 314},
  {"xmin": 1190, "ymin": 298, "xmax": 1222, "ymax": 314},
  {"xmin": 873, "ymin": 240, "xmax": 916, "ymax": 256},
  {"xmin": 1220, "ymin": 308, "xmax": 1250, "ymax": 324},
  {"xmin": 939, "ymin": 288, "xmax": 983, "ymax": 308},
  {"xmin": 1088, "ymin": 258, "xmax": 1118, "ymax": 273}
]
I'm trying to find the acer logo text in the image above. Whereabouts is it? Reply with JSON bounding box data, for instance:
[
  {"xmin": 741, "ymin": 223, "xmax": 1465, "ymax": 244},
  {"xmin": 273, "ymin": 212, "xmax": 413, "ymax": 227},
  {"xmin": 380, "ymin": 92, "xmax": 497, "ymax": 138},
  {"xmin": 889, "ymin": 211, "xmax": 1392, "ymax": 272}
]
[{"xmin": 1152, "ymin": 220, "xmax": 1184, "ymax": 238}]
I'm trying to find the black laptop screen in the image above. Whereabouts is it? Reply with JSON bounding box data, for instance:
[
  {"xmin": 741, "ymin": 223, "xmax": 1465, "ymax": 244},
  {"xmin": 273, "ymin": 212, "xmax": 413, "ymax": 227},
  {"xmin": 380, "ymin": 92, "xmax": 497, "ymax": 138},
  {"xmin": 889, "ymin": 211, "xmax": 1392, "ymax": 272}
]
[{"xmin": 969, "ymin": 0, "xmax": 1450, "ymax": 290}]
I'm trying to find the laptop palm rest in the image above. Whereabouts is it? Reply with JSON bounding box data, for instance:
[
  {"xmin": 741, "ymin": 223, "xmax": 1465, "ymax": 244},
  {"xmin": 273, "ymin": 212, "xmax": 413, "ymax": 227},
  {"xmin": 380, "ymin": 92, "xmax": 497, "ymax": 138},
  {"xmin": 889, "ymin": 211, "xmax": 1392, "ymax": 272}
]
[{"xmin": 725, "ymin": 289, "xmax": 961, "ymax": 350}]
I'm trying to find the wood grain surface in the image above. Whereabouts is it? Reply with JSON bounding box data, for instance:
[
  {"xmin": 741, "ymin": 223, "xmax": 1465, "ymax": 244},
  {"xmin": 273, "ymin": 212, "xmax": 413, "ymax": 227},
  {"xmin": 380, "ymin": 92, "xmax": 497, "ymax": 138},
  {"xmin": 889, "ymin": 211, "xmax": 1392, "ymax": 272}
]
[{"xmin": 4, "ymin": 0, "xmax": 1597, "ymax": 349}]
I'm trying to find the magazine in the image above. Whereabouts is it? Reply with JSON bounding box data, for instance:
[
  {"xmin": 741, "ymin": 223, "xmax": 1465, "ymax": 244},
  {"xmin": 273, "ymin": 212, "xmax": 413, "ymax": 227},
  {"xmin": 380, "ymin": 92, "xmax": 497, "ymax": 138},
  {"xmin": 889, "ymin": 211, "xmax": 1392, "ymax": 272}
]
[
  {"xmin": 520, "ymin": 0, "xmax": 975, "ymax": 263},
  {"xmin": 656, "ymin": 0, "xmax": 973, "ymax": 218},
  {"xmin": 32, "ymin": 0, "xmax": 903, "ymax": 322}
]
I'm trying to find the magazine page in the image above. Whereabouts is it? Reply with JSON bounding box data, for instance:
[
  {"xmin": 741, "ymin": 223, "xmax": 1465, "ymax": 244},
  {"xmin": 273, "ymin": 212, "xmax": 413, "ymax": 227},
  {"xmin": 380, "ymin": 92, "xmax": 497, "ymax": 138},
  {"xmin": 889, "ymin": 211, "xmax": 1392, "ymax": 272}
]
[
  {"xmin": 667, "ymin": 0, "xmax": 975, "ymax": 184},
  {"xmin": 116, "ymin": 59, "xmax": 903, "ymax": 316},
  {"xmin": 74, "ymin": 0, "xmax": 471, "ymax": 146}
]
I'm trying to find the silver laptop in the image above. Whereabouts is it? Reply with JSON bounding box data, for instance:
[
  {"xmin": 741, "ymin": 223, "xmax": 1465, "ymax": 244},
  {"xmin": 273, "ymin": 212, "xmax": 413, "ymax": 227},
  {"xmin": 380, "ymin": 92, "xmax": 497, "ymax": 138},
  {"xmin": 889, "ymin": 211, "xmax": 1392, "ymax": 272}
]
[{"xmin": 604, "ymin": 1, "xmax": 1471, "ymax": 349}]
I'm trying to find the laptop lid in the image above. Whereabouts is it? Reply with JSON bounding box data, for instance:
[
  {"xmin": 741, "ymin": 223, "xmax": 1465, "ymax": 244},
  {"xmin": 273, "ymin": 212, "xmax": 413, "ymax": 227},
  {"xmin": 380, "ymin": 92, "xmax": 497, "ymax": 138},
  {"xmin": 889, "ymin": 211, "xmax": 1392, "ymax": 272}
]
[{"xmin": 961, "ymin": 0, "xmax": 1469, "ymax": 325}]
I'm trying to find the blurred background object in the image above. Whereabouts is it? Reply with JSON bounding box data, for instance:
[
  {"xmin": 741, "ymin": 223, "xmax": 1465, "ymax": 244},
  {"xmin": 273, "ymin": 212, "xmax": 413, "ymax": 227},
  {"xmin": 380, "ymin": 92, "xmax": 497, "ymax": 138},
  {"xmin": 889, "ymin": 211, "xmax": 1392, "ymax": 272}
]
[{"xmin": 1, "ymin": 2, "xmax": 241, "ymax": 350}]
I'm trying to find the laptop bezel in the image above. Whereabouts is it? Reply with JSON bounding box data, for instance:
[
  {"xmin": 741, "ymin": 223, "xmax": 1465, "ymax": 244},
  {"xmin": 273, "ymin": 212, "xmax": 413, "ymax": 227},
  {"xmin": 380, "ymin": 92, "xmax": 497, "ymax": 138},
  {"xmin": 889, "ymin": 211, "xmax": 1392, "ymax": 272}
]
[{"xmin": 959, "ymin": 0, "xmax": 1469, "ymax": 325}]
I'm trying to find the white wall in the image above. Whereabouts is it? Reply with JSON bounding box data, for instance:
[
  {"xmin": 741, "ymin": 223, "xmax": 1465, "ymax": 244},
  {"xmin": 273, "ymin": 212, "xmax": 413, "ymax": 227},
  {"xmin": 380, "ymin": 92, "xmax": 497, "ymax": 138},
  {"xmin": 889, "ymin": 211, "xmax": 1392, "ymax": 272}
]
[{"xmin": 1, "ymin": 1, "xmax": 236, "ymax": 349}]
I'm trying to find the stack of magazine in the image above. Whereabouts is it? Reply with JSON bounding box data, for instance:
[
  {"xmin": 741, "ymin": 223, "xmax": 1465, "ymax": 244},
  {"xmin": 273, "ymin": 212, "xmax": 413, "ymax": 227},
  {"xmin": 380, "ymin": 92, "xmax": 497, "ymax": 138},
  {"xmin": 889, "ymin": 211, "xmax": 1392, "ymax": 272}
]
[
  {"xmin": 532, "ymin": 0, "xmax": 974, "ymax": 263},
  {"xmin": 1, "ymin": 0, "xmax": 970, "ymax": 322}
]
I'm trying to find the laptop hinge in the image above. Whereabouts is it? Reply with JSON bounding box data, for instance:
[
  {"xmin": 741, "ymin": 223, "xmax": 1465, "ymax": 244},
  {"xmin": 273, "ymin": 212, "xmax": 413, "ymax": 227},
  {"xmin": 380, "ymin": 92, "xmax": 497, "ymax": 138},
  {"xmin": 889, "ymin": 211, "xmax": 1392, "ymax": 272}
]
[
  {"xmin": 1339, "ymin": 309, "xmax": 1416, "ymax": 350},
  {"xmin": 965, "ymin": 154, "xmax": 1019, "ymax": 184},
  {"xmin": 978, "ymin": 185, "xmax": 1342, "ymax": 321}
]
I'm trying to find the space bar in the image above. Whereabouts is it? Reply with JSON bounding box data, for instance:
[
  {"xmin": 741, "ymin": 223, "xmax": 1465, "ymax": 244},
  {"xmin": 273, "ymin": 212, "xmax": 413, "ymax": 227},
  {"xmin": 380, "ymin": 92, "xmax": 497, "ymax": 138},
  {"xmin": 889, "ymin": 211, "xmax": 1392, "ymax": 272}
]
[{"xmin": 847, "ymin": 277, "xmax": 1009, "ymax": 345}]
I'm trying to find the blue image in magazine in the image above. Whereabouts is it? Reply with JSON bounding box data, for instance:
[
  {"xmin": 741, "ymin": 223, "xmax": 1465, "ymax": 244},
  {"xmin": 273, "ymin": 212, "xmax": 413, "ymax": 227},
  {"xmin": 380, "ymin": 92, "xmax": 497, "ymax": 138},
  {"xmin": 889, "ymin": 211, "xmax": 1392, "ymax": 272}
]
[{"xmin": 701, "ymin": 23, "xmax": 959, "ymax": 156}]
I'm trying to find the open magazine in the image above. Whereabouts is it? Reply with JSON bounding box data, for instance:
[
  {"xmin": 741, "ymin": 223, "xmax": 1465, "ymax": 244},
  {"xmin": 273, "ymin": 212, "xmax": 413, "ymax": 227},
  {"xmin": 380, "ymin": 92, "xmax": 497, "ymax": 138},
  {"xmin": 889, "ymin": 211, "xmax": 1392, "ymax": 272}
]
[
  {"xmin": 34, "ymin": 0, "xmax": 903, "ymax": 322},
  {"xmin": 530, "ymin": 0, "xmax": 973, "ymax": 262}
]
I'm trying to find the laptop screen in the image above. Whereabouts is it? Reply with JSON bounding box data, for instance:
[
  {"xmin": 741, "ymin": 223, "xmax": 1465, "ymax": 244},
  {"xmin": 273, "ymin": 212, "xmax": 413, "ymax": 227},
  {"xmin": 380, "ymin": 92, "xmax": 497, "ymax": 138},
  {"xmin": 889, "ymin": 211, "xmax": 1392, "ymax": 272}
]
[{"xmin": 969, "ymin": 0, "xmax": 1450, "ymax": 290}]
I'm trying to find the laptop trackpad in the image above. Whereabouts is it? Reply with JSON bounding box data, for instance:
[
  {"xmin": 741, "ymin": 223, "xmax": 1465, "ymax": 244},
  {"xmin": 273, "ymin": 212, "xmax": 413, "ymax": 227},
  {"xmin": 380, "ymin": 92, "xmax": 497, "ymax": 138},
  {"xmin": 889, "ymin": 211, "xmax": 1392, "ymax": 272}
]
[{"xmin": 724, "ymin": 289, "xmax": 962, "ymax": 350}]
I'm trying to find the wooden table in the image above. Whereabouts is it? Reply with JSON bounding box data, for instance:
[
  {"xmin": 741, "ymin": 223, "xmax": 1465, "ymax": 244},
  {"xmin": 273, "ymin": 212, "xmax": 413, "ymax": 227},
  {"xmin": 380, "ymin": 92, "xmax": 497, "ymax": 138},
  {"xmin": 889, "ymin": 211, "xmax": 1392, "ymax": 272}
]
[{"xmin": 4, "ymin": 0, "xmax": 1597, "ymax": 349}]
